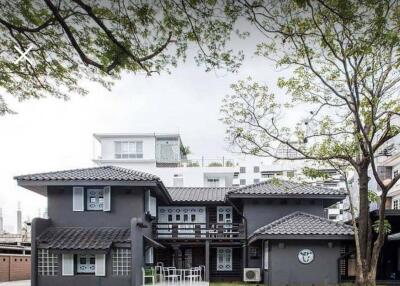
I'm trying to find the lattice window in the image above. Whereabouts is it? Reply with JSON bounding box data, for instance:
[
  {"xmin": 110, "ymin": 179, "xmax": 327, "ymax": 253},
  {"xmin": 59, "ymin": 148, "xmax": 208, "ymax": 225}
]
[
  {"xmin": 339, "ymin": 246, "xmax": 346, "ymax": 276},
  {"xmin": 38, "ymin": 249, "xmax": 58, "ymax": 276},
  {"xmin": 216, "ymin": 247, "xmax": 232, "ymax": 271},
  {"xmin": 112, "ymin": 248, "xmax": 131, "ymax": 276}
]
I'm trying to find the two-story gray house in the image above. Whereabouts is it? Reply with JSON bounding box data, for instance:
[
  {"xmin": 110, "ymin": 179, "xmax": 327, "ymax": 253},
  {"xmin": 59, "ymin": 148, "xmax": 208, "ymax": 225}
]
[{"xmin": 15, "ymin": 166, "xmax": 354, "ymax": 286}]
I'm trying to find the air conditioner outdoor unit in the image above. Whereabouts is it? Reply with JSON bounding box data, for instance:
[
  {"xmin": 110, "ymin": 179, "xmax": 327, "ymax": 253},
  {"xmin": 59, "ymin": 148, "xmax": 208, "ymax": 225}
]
[{"xmin": 243, "ymin": 268, "xmax": 261, "ymax": 282}]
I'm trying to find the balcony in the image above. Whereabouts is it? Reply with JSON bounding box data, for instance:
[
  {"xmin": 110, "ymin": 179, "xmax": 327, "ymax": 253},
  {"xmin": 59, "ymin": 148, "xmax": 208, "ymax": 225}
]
[
  {"xmin": 152, "ymin": 223, "xmax": 245, "ymax": 240},
  {"xmin": 157, "ymin": 157, "xmax": 237, "ymax": 168}
]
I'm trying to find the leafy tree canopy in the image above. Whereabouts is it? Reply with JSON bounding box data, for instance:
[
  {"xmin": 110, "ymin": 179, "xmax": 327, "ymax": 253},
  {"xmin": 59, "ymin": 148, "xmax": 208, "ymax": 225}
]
[
  {"xmin": 0, "ymin": 0, "xmax": 244, "ymax": 114},
  {"xmin": 221, "ymin": 1, "xmax": 400, "ymax": 284}
]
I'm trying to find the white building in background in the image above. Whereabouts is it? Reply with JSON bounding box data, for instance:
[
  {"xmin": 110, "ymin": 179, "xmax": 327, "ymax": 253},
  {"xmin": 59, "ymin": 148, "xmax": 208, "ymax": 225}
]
[
  {"xmin": 93, "ymin": 132, "xmax": 347, "ymax": 221},
  {"xmin": 93, "ymin": 133, "xmax": 235, "ymax": 187},
  {"xmin": 346, "ymin": 132, "xmax": 400, "ymax": 222}
]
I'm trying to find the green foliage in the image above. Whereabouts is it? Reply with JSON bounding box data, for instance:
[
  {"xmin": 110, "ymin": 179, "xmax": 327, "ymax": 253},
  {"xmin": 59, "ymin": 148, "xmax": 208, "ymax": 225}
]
[
  {"xmin": 180, "ymin": 145, "xmax": 191, "ymax": 157},
  {"xmin": 221, "ymin": 1, "xmax": 400, "ymax": 168},
  {"xmin": 302, "ymin": 167, "xmax": 330, "ymax": 180},
  {"xmin": 368, "ymin": 191, "xmax": 379, "ymax": 203},
  {"xmin": 225, "ymin": 160, "xmax": 234, "ymax": 167},
  {"xmin": 208, "ymin": 162, "xmax": 223, "ymax": 167},
  {"xmin": 0, "ymin": 0, "xmax": 244, "ymax": 114},
  {"xmin": 373, "ymin": 219, "xmax": 392, "ymax": 235},
  {"xmin": 186, "ymin": 161, "xmax": 200, "ymax": 167}
]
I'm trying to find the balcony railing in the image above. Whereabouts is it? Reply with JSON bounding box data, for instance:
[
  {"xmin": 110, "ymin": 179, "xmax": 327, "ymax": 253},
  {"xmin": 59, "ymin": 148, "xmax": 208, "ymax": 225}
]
[
  {"xmin": 152, "ymin": 223, "xmax": 245, "ymax": 240},
  {"xmin": 170, "ymin": 157, "xmax": 236, "ymax": 168}
]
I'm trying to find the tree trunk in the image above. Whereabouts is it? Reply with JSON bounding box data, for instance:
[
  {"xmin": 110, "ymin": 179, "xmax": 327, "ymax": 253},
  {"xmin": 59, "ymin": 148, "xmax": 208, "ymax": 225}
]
[{"xmin": 356, "ymin": 163, "xmax": 371, "ymax": 285}]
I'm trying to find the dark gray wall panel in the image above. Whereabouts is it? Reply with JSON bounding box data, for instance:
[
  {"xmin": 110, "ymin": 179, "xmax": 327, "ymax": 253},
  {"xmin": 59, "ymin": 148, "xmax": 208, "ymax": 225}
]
[
  {"xmin": 268, "ymin": 240, "xmax": 340, "ymax": 286},
  {"xmin": 243, "ymin": 199, "xmax": 324, "ymax": 233}
]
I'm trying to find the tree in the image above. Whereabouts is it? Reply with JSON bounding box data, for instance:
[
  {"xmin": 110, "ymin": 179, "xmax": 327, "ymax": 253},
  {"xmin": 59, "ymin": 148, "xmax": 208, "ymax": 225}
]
[
  {"xmin": 221, "ymin": 1, "xmax": 400, "ymax": 285},
  {"xmin": 0, "ymin": 0, "xmax": 243, "ymax": 114}
]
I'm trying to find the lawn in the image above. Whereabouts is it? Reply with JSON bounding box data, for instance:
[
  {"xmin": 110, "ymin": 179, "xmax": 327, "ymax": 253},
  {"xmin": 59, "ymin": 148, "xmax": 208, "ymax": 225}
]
[{"xmin": 210, "ymin": 283, "xmax": 251, "ymax": 286}]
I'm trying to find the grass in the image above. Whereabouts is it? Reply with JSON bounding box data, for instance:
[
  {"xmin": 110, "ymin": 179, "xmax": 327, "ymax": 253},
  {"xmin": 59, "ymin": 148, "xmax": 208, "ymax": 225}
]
[{"xmin": 210, "ymin": 283, "xmax": 250, "ymax": 286}]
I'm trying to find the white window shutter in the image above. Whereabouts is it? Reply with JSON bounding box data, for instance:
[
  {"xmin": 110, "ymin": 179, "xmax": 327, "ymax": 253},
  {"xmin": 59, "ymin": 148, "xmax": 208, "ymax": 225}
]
[
  {"xmin": 264, "ymin": 241, "xmax": 269, "ymax": 270},
  {"xmin": 145, "ymin": 190, "xmax": 150, "ymax": 213},
  {"xmin": 145, "ymin": 247, "xmax": 154, "ymax": 264},
  {"xmin": 103, "ymin": 186, "xmax": 111, "ymax": 212},
  {"xmin": 95, "ymin": 254, "xmax": 106, "ymax": 276},
  {"xmin": 62, "ymin": 254, "xmax": 74, "ymax": 276},
  {"xmin": 149, "ymin": 196, "xmax": 157, "ymax": 217},
  {"xmin": 73, "ymin": 187, "xmax": 84, "ymax": 211}
]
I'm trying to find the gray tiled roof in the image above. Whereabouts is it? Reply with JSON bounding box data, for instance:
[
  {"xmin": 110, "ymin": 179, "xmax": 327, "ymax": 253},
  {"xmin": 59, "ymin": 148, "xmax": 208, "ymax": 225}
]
[
  {"xmin": 250, "ymin": 211, "xmax": 353, "ymax": 238},
  {"xmin": 14, "ymin": 166, "xmax": 160, "ymax": 182},
  {"xmin": 37, "ymin": 227, "xmax": 130, "ymax": 250},
  {"xmin": 167, "ymin": 187, "xmax": 235, "ymax": 202},
  {"xmin": 229, "ymin": 180, "xmax": 345, "ymax": 197}
]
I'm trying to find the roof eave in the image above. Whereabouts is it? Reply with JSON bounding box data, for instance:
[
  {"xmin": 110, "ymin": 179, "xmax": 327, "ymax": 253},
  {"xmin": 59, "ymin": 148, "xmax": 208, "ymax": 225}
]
[
  {"xmin": 248, "ymin": 233, "xmax": 354, "ymax": 244},
  {"xmin": 227, "ymin": 193, "xmax": 346, "ymax": 200}
]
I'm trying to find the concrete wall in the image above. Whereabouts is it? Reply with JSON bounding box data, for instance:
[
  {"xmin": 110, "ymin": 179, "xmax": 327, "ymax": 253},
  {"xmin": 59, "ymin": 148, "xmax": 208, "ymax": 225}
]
[
  {"xmin": 0, "ymin": 255, "xmax": 31, "ymax": 282},
  {"xmin": 267, "ymin": 240, "xmax": 341, "ymax": 286},
  {"xmin": 94, "ymin": 161, "xmax": 235, "ymax": 188},
  {"xmin": 47, "ymin": 186, "xmax": 146, "ymax": 227},
  {"xmin": 243, "ymin": 199, "xmax": 325, "ymax": 233}
]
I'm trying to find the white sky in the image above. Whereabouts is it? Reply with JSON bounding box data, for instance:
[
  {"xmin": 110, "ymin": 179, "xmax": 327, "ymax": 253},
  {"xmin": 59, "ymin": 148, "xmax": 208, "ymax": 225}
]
[{"xmin": 0, "ymin": 28, "xmax": 290, "ymax": 233}]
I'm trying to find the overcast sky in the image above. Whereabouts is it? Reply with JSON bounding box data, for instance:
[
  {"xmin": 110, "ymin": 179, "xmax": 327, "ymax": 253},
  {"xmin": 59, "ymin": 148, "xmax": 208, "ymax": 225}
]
[{"xmin": 0, "ymin": 27, "xmax": 288, "ymax": 232}]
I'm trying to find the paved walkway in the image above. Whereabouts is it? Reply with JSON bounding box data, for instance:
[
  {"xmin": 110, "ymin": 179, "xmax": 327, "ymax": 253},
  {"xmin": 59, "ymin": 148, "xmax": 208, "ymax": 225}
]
[{"xmin": 0, "ymin": 281, "xmax": 30, "ymax": 286}]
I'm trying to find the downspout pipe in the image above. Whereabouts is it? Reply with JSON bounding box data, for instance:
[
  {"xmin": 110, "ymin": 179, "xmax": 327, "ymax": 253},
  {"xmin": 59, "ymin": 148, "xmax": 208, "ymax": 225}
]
[{"xmin": 226, "ymin": 196, "xmax": 248, "ymax": 268}]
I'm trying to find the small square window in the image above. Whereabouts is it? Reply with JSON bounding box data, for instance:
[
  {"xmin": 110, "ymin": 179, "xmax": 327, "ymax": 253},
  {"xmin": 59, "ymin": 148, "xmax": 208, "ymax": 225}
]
[
  {"xmin": 240, "ymin": 167, "xmax": 246, "ymax": 173},
  {"xmin": 86, "ymin": 189, "xmax": 104, "ymax": 211},
  {"xmin": 253, "ymin": 166, "xmax": 260, "ymax": 173},
  {"xmin": 254, "ymin": 178, "xmax": 260, "ymax": 184},
  {"xmin": 240, "ymin": 179, "xmax": 246, "ymax": 185}
]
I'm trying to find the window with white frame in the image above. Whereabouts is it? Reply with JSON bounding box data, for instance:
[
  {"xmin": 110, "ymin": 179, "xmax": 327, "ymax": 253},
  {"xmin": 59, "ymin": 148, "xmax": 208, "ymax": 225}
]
[
  {"xmin": 77, "ymin": 254, "xmax": 95, "ymax": 274},
  {"xmin": 115, "ymin": 141, "xmax": 143, "ymax": 159},
  {"xmin": 112, "ymin": 248, "xmax": 131, "ymax": 276},
  {"xmin": 217, "ymin": 247, "xmax": 232, "ymax": 271},
  {"xmin": 207, "ymin": 178, "xmax": 220, "ymax": 187},
  {"xmin": 38, "ymin": 249, "xmax": 58, "ymax": 276},
  {"xmin": 240, "ymin": 179, "xmax": 246, "ymax": 185},
  {"xmin": 86, "ymin": 188, "xmax": 104, "ymax": 210},
  {"xmin": 393, "ymin": 199, "xmax": 400, "ymax": 210}
]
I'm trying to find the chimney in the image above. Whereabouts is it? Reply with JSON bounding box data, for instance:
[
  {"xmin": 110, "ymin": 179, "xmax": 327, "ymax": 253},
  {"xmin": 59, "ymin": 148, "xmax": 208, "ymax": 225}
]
[
  {"xmin": 0, "ymin": 208, "xmax": 3, "ymax": 234},
  {"xmin": 17, "ymin": 202, "xmax": 22, "ymax": 234}
]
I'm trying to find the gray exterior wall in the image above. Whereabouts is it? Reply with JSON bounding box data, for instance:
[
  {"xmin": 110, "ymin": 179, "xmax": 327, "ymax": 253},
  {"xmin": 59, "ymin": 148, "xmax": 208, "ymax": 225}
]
[
  {"xmin": 33, "ymin": 185, "xmax": 156, "ymax": 286},
  {"xmin": 266, "ymin": 240, "xmax": 341, "ymax": 286},
  {"xmin": 47, "ymin": 186, "xmax": 147, "ymax": 227},
  {"xmin": 37, "ymin": 251, "xmax": 131, "ymax": 286},
  {"xmin": 243, "ymin": 198, "xmax": 325, "ymax": 233}
]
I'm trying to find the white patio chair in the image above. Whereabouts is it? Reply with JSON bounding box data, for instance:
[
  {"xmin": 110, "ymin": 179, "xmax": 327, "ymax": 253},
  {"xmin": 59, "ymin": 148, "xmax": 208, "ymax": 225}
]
[
  {"xmin": 198, "ymin": 265, "xmax": 206, "ymax": 281},
  {"xmin": 142, "ymin": 267, "xmax": 155, "ymax": 286},
  {"xmin": 184, "ymin": 267, "xmax": 201, "ymax": 285},
  {"xmin": 164, "ymin": 267, "xmax": 180, "ymax": 285},
  {"xmin": 155, "ymin": 265, "xmax": 164, "ymax": 283}
]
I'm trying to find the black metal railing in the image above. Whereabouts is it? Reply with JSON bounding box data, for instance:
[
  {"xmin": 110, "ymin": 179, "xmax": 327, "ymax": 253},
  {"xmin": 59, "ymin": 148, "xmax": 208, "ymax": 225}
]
[{"xmin": 152, "ymin": 223, "xmax": 245, "ymax": 240}]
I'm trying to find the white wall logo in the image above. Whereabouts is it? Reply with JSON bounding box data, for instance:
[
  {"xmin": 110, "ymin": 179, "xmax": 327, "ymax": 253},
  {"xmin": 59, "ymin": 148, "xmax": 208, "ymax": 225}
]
[{"xmin": 298, "ymin": 249, "xmax": 314, "ymax": 264}]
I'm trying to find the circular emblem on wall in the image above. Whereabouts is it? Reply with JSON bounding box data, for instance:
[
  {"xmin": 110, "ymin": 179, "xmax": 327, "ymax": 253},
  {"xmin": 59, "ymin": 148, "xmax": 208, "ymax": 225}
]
[{"xmin": 298, "ymin": 249, "xmax": 314, "ymax": 264}]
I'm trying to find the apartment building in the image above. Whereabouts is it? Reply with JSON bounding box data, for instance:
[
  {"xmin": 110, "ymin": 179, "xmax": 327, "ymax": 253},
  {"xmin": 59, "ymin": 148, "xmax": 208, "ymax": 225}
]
[
  {"xmin": 93, "ymin": 133, "xmax": 347, "ymax": 221},
  {"xmin": 93, "ymin": 133, "xmax": 235, "ymax": 188}
]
